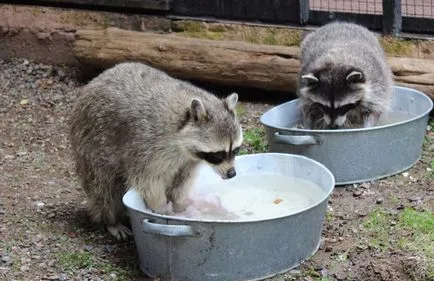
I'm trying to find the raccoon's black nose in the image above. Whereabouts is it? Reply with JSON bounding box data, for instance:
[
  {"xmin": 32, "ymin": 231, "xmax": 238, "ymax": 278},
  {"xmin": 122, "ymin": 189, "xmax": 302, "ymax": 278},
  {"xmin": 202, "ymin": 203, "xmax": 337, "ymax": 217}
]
[
  {"xmin": 226, "ymin": 168, "xmax": 236, "ymax": 179},
  {"xmin": 329, "ymin": 124, "xmax": 339, "ymax": 129}
]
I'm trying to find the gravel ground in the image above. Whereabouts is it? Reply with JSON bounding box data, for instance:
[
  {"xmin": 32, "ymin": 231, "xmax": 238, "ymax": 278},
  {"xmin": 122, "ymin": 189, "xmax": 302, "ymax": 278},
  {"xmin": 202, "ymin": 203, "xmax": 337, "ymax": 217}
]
[{"xmin": 0, "ymin": 58, "xmax": 433, "ymax": 281}]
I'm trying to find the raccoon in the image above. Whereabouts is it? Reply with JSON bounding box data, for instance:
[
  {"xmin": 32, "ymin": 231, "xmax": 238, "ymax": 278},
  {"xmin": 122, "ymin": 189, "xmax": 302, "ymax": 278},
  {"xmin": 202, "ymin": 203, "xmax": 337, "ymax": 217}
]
[
  {"xmin": 297, "ymin": 21, "xmax": 393, "ymax": 129},
  {"xmin": 68, "ymin": 62, "xmax": 243, "ymax": 241}
]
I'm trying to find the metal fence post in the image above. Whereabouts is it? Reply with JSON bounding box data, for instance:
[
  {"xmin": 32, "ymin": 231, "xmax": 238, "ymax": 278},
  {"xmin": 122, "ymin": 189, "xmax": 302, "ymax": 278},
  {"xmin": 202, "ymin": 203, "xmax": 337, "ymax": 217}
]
[
  {"xmin": 299, "ymin": 0, "xmax": 310, "ymax": 24},
  {"xmin": 382, "ymin": 0, "xmax": 402, "ymax": 36}
]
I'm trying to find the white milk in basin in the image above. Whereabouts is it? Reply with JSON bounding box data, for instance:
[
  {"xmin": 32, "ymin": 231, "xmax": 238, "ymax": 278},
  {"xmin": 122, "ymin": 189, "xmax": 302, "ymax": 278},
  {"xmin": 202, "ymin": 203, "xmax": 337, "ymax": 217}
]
[{"xmin": 168, "ymin": 172, "xmax": 326, "ymax": 221}]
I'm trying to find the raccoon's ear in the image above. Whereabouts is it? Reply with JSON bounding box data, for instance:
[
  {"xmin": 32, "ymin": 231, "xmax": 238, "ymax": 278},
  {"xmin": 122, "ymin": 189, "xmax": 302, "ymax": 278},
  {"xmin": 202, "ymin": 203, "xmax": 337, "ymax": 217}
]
[
  {"xmin": 224, "ymin": 93, "xmax": 238, "ymax": 113},
  {"xmin": 190, "ymin": 98, "xmax": 208, "ymax": 123},
  {"xmin": 301, "ymin": 73, "xmax": 319, "ymax": 86},
  {"xmin": 346, "ymin": 71, "xmax": 364, "ymax": 84}
]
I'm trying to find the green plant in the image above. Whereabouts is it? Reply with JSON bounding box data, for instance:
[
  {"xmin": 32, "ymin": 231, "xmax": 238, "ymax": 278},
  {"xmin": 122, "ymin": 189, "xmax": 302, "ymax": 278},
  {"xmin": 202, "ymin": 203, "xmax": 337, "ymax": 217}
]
[
  {"xmin": 379, "ymin": 37, "xmax": 416, "ymax": 57},
  {"xmin": 55, "ymin": 250, "xmax": 96, "ymax": 270},
  {"xmin": 235, "ymin": 104, "xmax": 246, "ymax": 117},
  {"xmin": 363, "ymin": 208, "xmax": 393, "ymax": 251},
  {"xmin": 362, "ymin": 207, "xmax": 434, "ymax": 278},
  {"xmin": 54, "ymin": 249, "xmax": 141, "ymax": 280},
  {"xmin": 241, "ymin": 127, "xmax": 268, "ymax": 154}
]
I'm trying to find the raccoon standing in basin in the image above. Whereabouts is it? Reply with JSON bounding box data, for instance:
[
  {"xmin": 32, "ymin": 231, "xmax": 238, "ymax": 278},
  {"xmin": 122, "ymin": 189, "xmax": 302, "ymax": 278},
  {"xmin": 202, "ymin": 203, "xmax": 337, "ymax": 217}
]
[
  {"xmin": 298, "ymin": 22, "xmax": 393, "ymax": 129},
  {"xmin": 68, "ymin": 62, "xmax": 243, "ymax": 241}
]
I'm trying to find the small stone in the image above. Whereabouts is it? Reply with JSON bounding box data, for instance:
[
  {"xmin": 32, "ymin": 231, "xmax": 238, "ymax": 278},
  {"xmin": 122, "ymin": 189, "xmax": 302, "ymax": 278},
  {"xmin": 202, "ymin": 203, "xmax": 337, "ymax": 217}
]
[
  {"xmin": 334, "ymin": 272, "xmax": 347, "ymax": 280},
  {"xmin": 325, "ymin": 246, "xmax": 333, "ymax": 252},
  {"xmin": 353, "ymin": 190, "xmax": 363, "ymax": 197},
  {"xmin": 408, "ymin": 196, "xmax": 422, "ymax": 202},
  {"xmin": 103, "ymin": 245, "xmax": 115, "ymax": 253},
  {"xmin": 376, "ymin": 198, "xmax": 384, "ymax": 204},
  {"xmin": 31, "ymin": 81, "xmax": 40, "ymax": 89},
  {"xmin": 16, "ymin": 151, "xmax": 28, "ymax": 157},
  {"xmin": 59, "ymin": 274, "xmax": 66, "ymax": 281},
  {"xmin": 20, "ymin": 265, "xmax": 30, "ymax": 271},
  {"xmin": 19, "ymin": 99, "xmax": 29, "ymax": 107},
  {"xmin": 36, "ymin": 202, "xmax": 45, "ymax": 207},
  {"xmin": 4, "ymin": 155, "xmax": 15, "ymax": 160},
  {"xmin": 314, "ymin": 265, "xmax": 323, "ymax": 271},
  {"xmin": 47, "ymin": 79, "xmax": 54, "ymax": 85},
  {"xmin": 52, "ymin": 67, "xmax": 66, "ymax": 80},
  {"xmin": 47, "ymin": 213, "xmax": 56, "ymax": 218},
  {"xmin": 373, "ymin": 265, "xmax": 381, "ymax": 274},
  {"xmin": 360, "ymin": 183, "xmax": 370, "ymax": 189},
  {"xmin": 109, "ymin": 273, "xmax": 117, "ymax": 279},
  {"xmin": 84, "ymin": 245, "xmax": 93, "ymax": 252},
  {"xmin": 1, "ymin": 255, "xmax": 11, "ymax": 263},
  {"xmin": 325, "ymin": 237, "xmax": 338, "ymax": 243},
  {"xmin": 357, "ymin": 211, "xmax": 368, "ymax": 217},
  {"xmin": 402, "ymin": 172, "xmax": 409, "ymax": 177},
  {"xmin": 289, "ymin": 269, "xmax": 301, "ymax": 275}
]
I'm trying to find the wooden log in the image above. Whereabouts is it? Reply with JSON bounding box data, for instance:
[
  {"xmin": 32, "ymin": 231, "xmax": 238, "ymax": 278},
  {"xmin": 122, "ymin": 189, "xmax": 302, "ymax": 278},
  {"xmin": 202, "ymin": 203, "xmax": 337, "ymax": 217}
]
[
  {"xmin": 73, "ymin": 27, "xmax": 301, "ymax": 94},
  {"xmin": 27, "ymin": 0, "xmax": 171, "ymax": 10},
  {"xmin": 73, "ymin": 28, "xmax": 434, "ymax": 100},
  {"xmin": 387, "ymin": 57, "xmax": 434, "ymax": 99}
]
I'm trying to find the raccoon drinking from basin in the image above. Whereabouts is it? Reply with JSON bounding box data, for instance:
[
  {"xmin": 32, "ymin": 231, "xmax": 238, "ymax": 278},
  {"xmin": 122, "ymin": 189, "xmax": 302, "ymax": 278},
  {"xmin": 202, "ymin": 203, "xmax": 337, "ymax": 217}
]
[
  {"xmin": 297, "ymin": 22, "xmax": 393, "ymax": 130},
  {"xmin": 68, "ymin": 62, "xmax": 243, "ymax": 241}
]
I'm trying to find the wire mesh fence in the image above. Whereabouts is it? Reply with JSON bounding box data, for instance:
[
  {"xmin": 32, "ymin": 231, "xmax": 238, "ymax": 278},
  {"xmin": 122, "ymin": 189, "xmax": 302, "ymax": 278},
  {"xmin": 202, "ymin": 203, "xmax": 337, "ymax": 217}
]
[
  {"xmin": 309, "ymin": 0, "xmax": 434, "ymax": 18},
  {"xmin": 309, "ymin": 0, "xmax": 383, "ymax": 14},
  {"xmin": 402, "ymin": 0, "xmax": 434, "ymax": 18}
]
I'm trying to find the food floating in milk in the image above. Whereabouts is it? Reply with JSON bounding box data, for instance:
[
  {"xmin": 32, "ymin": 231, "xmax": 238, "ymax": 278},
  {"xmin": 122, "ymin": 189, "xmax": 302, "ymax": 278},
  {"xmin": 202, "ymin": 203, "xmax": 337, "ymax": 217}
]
[{"xmin": 167, "ymin": 172, "xmax": 326, "ymax": 221}]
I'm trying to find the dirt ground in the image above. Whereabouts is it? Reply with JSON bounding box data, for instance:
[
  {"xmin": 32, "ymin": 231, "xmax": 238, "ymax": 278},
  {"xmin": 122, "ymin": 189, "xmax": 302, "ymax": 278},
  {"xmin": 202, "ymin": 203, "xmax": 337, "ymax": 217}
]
[{"xmin": 0, "ymin": 58, "xmax": 433, "ymax": 281}]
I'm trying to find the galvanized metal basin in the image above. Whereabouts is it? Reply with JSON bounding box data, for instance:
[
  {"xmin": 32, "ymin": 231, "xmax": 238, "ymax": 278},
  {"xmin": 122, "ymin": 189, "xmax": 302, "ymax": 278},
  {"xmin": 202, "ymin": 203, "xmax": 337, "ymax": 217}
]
[
  {"xmin": 260, "ymin": 86, "xmax": 433, "ymax": 185},
  {"xmin": 123, "ymin": 153, "xmax": 335, "ymax": 281}
]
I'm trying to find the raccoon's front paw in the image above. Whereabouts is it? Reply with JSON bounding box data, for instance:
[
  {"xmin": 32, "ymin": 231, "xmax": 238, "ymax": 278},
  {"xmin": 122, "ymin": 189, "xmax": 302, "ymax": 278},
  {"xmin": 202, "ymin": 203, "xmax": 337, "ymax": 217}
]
[
  {"xmin": 172, "ymin": 198, "xmax": 193, "ymax": 213},
  {"xmin": 152, "ymin": 201, "xmax": 173, "ymax": 215},
  {"xmin": 363, "ymin": 112, "xmax": 381, "ymax": 128},
  {"xmin": 107, "ymin": 224, "xmax": 132, "ymax": 241}
]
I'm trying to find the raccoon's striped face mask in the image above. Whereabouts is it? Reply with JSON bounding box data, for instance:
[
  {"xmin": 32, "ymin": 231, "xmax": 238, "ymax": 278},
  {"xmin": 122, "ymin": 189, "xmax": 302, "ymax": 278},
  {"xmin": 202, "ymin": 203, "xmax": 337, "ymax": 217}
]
[
  {"xmin": 185, "ymin": 93, "xmax": 243, "ymax": 179},
  {"xmin": 196, "ymin": 147, "xmax": 241, "ymax": 165},
  {"xmin": 196, "ymin": 146, "xmax": 241, "ymax": 179},
  {"xmin": 300, "ymin": 70, "xmax": 365, "ymax": 129}
]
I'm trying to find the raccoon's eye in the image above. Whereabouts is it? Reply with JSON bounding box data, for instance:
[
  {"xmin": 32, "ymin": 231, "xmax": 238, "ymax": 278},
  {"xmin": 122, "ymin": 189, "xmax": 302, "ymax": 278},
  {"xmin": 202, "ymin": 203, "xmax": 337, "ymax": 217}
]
[
  {"xmin": 232, "ymin": 147, "xmax": 240, "ymax": 155},
  {"xmin": 337, "ymin": 101, "xmax": 361, "ymax": 115},
  {"xmin": 313, "ymin": 103, "xmax": 332, "ymax": 114},
  {"xmin": 196, "ymin": 151, "xmax": 226, "ymax": 165}
]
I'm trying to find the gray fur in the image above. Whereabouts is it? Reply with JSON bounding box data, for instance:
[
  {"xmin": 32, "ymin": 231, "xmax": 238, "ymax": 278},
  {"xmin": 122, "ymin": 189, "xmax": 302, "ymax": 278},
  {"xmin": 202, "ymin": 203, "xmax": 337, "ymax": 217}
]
[
  {"xmin": 68, "ymin": 62, "xmax": 242, "ymax": 240},
  {"xmin": 298, "ymin": 21, "xmax": 393, "ymax": 129}
]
